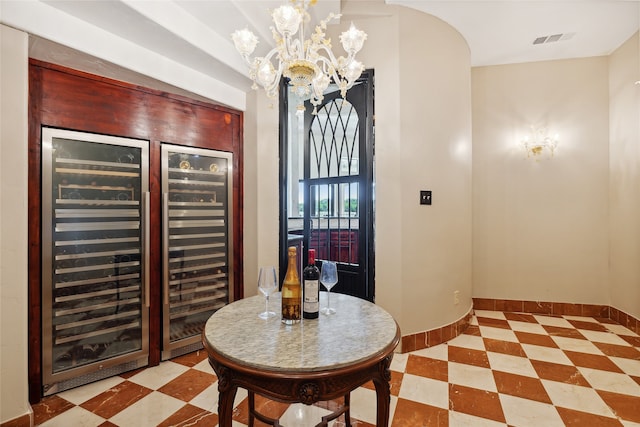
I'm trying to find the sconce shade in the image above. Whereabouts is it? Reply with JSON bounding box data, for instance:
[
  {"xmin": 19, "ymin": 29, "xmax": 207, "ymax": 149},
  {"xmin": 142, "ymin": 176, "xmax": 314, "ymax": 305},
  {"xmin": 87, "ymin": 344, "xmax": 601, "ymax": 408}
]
[{"xmin": 522, "ymin": 127, "xmax": 559, "ymax": 158}]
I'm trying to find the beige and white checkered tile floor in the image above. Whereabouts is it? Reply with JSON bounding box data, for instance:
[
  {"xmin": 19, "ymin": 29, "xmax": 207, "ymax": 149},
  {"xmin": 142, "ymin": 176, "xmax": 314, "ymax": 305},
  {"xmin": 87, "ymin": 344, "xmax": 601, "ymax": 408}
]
[{"xmin": 32, "ymin": 310, "xmax": 640, "ymax": 426}]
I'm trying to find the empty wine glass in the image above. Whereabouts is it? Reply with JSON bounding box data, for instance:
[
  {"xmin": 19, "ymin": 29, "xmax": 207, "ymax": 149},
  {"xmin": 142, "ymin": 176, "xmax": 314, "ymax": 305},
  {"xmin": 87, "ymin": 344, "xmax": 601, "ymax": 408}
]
[
  {"xmin": 258, "ymin": 266, "xmax": 277, "ymax": 319},
  {"xmin": 320, "ymin": 261, "xmax": 338, "ymax": 315}
]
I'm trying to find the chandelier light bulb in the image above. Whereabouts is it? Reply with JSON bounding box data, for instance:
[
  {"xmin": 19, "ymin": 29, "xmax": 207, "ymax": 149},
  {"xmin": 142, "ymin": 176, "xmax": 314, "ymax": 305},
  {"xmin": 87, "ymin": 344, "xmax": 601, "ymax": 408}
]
[
  {"xmin": 343, "ymin": 59, "xmax": 364, "ymax": 83},
  {"xmin": 312, "ymin": 72, "xmax": 331, "ymax": 98},
  {"xmin": 257, "ymin": 60, "xmax": 277, "ymax": 87},
  {"xmin": 340, "ymin": 23, "xmax": 367, "ymax": 54},
  {"xmin": 231, "ymin": 28, "xmax": 259, "ymax": 56},
  {"xmin": 272, "ymin": 4, "xmax": 302, "ymax": 36}
]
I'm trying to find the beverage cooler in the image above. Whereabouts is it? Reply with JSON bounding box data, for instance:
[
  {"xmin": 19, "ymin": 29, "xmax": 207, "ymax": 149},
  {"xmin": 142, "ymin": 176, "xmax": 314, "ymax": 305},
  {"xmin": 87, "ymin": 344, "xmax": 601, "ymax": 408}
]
[
  {"xmin": 41, "ymin": 128, "xmax": 234, "ymax": 394},
  {"xmin": 161, "ymin": 145, "xmax": 233, "ymax": 360},
  {"xmin": 42, "ymin": 128, "xmax": 150, "ymax": 395}
]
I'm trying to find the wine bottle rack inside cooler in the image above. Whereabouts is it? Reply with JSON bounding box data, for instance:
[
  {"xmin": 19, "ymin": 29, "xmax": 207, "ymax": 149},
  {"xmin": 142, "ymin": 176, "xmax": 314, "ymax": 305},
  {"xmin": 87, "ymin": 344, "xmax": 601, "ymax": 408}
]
[
  {"xmin": 41, "ymin": 127, "xmax": 150, "ymax": 395},
  {"xmin": 161, "ymin": 144, "xmax": 233, "ymax": 360}
]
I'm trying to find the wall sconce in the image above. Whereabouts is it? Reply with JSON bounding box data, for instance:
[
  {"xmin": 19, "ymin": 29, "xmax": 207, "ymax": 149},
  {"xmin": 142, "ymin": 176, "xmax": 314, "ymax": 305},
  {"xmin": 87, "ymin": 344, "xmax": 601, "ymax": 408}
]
[{"xmin": 522, "ymin": 127, "xmax": 559, "ymax": 158}]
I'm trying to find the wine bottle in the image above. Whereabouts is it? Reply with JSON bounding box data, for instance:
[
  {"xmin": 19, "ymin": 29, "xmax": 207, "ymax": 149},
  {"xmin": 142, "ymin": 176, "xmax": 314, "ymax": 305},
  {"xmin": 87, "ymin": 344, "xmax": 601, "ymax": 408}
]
[
  {"xmin": 303, "ymin": 249, "xmax": 320, "ymax": 319},
  {"xmin": 281, "ymin": 246, "xmax": 301, "ymax": 324}
]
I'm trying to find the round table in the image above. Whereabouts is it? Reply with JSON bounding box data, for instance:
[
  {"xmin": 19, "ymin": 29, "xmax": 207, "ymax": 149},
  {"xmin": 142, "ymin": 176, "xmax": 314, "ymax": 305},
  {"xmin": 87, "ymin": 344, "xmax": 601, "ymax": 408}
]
[{"xmin": 202, "ymin": 292, "xmax": 400, "ymax": 427}]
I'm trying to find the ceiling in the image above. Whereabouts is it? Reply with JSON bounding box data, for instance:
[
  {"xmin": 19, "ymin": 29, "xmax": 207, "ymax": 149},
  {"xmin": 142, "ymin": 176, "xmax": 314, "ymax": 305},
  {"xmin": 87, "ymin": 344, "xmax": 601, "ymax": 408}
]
[
  {"xmin": 389, "ymin": 0, "xmax": 639, "ymax": 67},
  {"xmin": 2, "ymin": 0, "xmax": 638, "ymax": 109}
]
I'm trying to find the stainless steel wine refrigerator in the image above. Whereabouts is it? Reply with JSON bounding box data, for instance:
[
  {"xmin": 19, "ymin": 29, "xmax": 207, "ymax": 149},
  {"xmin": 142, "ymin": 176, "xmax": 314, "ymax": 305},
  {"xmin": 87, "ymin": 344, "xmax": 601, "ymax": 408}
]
[
  {"xmin": 42, "ymin": 128, "xmax": 150, "ymax": 395},
  {"xmin": 160, "ymin": 144, "xmax": 233, "ymax": 360},
  {"xmin": 41, "ymin": 128, "xmax": 234, "ymax": 394}
]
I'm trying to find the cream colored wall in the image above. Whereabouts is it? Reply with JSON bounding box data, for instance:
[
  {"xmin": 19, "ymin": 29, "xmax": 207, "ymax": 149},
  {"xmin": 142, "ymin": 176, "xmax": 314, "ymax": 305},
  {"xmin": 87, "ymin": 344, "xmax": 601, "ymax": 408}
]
[
  {"xmin": 338, "ymin": 1, "xmax": 405, "ymax": 327},
  {"xmin": 396, "ymin": 8, "xmax": 473, "ymax": 333},
  {"xmin": 242, "ymin": 89, "xmax": 259, "ymax": 298},
  {"xmin": 317, "ymin": 2, "xmax": 473, "ymax": 335},
  {"xmin": 242, "ymin": 88, "xmax": 281, "ymax": 297},
  {"xmin": 609, "ymin": 32, "xmax": 640, "ymax": 320},
  {"xmin": 472, "ymin": 57, "xmax": 611, "ymax": 304},
  {"xmin": 0, "ymin": 24, "xmax": 32, "ymax": 425},
  {"xmin": 253, "ymin": 91, "xmax": 280, "ymax": 290}
]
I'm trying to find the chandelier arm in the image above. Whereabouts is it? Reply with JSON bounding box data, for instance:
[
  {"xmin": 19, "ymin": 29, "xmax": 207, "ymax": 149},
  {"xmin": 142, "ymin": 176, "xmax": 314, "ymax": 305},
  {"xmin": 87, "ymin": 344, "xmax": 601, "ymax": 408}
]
[
  {"xmin": 241, "ymin": 53, "xmax": 255, "ymax": 68},
  {"xmin": 265, "ymin": 59, "xmax": 285, "ymax": 96},
  {"xmin": 262, "ymin": 48, "xmax": 281, "ymax": 64},
  {"xmin": 314, "ymin": 44, "xmax": 357, "ymax": 78},
  {"xmin": 296, "ymin": 10, "xmax": 307, "ymax": 61},
  {"xmin": 313, "ymin": 55, "xmax": 343, "ymax": 83},
  {"xmin": 309, "ymin": 45, "xmax": 339, "ymax": 68},
  {"xmin": 286, "ymin": 38, "xmax": 304, "ymax": 62},
  {"xmin": 312, "ymin": 45, "xmax": 340, "ymax": 65}
]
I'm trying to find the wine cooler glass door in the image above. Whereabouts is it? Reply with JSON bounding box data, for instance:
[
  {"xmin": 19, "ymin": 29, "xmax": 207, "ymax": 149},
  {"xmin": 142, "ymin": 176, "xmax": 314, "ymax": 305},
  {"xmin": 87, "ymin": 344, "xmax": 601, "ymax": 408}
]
[
  {"xmin": 161, "ymin": 144, "xmax": 233, "ymax": 360},
  {"xmin": 41, "ymin": 127, "xmax": 150, "ymax": 394}
]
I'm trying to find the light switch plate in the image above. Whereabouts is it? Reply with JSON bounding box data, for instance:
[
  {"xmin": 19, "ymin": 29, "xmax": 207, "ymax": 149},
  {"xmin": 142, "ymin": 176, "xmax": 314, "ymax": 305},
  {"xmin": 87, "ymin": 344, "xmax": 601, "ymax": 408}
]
[{"xmin": 420, "ymin": 190, "xmax": 432, "ymax": 205}]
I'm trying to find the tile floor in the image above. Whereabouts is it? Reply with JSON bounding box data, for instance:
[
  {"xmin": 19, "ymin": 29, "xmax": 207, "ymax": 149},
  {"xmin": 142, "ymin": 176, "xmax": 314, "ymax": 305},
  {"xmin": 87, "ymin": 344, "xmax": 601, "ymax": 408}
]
[{"xmin": 32, "ymin": 310, "xmax": 640, "ymax": 426}]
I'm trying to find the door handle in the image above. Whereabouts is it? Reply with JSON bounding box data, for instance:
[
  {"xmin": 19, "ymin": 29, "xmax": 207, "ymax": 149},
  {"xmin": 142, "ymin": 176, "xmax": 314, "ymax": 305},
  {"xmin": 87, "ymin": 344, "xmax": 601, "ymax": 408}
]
[
  {"xmin": 163, "ymin": 193, "xmax": 170, "ymax": 306},
  {"xmin": 143, "ymin": 192, "xmax": 150, "ymax": 308}
]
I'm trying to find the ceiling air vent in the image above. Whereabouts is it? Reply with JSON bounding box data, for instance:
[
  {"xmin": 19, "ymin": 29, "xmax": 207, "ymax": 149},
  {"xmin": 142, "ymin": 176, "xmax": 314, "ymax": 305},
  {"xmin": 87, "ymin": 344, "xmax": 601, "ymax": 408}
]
[{"xmin": 532, "ymin": 32, "xmax": 576, "ymax": 45}]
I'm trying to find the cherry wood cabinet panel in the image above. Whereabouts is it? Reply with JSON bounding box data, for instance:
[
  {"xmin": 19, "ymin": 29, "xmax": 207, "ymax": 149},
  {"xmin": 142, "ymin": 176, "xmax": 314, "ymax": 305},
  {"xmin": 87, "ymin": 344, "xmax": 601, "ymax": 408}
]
[{"xmin": 28, "ymin": 59, "xmax": 244, "ymax": 403}]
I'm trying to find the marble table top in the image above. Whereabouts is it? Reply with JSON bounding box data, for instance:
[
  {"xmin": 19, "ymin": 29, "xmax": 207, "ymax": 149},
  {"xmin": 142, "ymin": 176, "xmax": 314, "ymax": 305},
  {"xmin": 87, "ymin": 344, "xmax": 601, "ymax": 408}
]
[{"xmin": 203, "ymin": 292, "xmax": 399, "ymax": 372}]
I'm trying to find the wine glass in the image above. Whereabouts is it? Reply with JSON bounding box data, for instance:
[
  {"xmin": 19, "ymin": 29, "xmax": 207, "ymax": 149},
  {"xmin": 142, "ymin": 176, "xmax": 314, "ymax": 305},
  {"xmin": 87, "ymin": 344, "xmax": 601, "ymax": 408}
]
[
  {"xmin": 258, "ymin": 266, "xmax": 277, "ymax": 319},
  {"xmin": 320, "ymin": 261, "xmax": 338, "ymax": 315}
]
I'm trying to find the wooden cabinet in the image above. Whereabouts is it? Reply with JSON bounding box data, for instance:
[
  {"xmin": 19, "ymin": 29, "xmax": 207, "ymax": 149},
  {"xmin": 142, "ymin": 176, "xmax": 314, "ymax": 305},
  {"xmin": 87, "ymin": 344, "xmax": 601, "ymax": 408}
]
[
  {"xmin": 308, "ymin": 229, "xmax": 359, "ymax": 264},
  {"xmin": 28, "ymin": 60, "xmax": 243, "ymax": 402}
]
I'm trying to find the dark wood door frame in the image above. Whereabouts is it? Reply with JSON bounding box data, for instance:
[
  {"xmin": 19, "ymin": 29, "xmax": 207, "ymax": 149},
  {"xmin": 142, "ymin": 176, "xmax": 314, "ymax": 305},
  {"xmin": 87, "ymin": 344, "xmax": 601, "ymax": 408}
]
[
  {"xmin": 28, "ymin": 59, "xmax": 243, "ymax": 403},
  {"xmin": 278, "ymin": 70, "xmax": 375, "ymax": 302}
]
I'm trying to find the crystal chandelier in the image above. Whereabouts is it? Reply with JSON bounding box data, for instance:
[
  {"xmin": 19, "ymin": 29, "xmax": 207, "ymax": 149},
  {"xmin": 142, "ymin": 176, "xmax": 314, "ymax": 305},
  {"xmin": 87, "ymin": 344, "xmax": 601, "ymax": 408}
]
[{"xmin": 231, "ymin": 0, "xmax": 367, "ymax": 113}]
